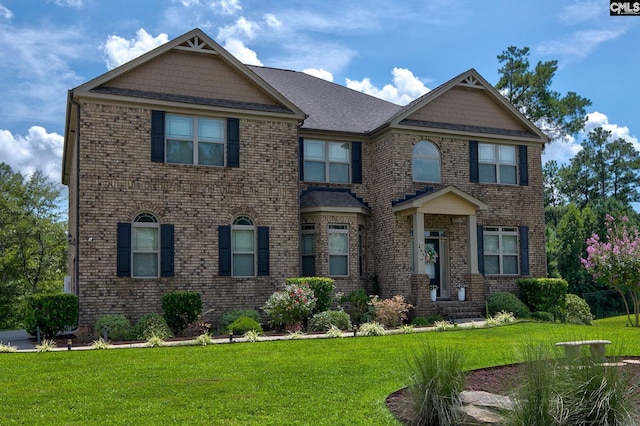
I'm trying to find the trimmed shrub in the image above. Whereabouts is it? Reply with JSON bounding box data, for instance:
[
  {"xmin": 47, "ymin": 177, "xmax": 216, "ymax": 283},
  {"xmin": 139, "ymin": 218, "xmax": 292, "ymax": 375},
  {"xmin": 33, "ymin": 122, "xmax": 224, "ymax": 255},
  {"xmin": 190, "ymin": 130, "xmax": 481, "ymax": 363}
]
[
  {"xmin": 517, "ymin": 278, "xmax": 568, "ymax": 319},
  {"xmin": 24, "ymin": 293, "xmax": 78, "ymax": 338},
  {"xmin": 228, "ymin": 317, "xmax": 263, "ymax": 335},
  {"xmin": 162, "ymin": 290, "xmax": 202, "ymax": 335},
  {"xmin": 262, "ymin": 283, "xmax": 316, "ymax": 330},
  {"xmin": 310, "ymin": 310, "xmax": 352, "ymax": 331},
  {"xmin": 411, "ymin": 315, "xmax": 443, "ymax": 326},
  {"xmin": 286, "ymin": 277, "xmax": 335, "ymax": 313},
  {"xmin": 561, "ymin": 294, "xmax": 593, "ymax": 325},
  {"xmin": 220, "ymin": 309, "xmax": 261, "ymax": 333},
  {"xmin": 94, "ymin": 314, "xmax": 134, "ymax": 341},
  {"xmin": 486, "ymin": 292, "xmax": 530, "ymax": 319},
  {"xmin": 134, "ymin": 313, "xmax": 173, "ymax": 340}
]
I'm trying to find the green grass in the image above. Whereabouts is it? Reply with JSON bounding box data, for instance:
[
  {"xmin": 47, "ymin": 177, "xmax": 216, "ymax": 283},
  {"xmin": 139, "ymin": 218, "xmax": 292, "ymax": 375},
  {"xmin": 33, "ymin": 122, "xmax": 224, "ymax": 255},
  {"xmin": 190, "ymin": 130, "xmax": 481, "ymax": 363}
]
[{"xmin": 1, "ymin": 317, "xmax": 638, "ymax": 425}]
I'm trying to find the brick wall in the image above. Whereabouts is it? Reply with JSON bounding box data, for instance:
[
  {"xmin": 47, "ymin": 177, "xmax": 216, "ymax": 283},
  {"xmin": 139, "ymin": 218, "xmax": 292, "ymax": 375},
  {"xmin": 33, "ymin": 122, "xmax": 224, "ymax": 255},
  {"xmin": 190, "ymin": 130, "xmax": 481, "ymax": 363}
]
[{"xmin": 75, "ymin": 103, "xmax": 300, "ymax": 327}]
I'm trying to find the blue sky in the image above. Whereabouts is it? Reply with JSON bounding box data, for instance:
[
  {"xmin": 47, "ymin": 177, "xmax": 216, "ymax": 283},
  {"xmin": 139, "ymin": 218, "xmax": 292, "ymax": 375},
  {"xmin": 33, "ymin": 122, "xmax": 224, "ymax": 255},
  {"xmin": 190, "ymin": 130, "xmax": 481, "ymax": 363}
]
[{"xmin": 0, "ymin": 0, "xmax": 639, "ymax": 200}]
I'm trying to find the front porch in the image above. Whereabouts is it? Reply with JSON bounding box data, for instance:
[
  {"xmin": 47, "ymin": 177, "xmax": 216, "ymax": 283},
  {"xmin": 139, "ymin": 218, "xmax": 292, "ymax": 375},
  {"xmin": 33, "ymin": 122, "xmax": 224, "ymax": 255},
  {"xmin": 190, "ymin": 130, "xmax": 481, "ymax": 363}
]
[{"xmin": 410, "ymin": 273, "xmax": 485, "ymax": 319}]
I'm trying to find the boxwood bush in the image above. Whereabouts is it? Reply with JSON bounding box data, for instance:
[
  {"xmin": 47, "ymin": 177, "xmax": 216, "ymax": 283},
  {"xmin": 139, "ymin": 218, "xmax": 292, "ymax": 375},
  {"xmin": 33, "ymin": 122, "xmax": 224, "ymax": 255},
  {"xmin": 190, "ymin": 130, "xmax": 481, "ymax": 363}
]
[
  {"xmin": 517, "ymin": 278, "xmax": 568, "ymax": 319},
  {"xmin": 220, "ymin": 309, "xmax": 261, "ymax": 333},
  {"xmin": 228, "ymin": 317, "xmax": 263, "ymax": 335},
  {"xmin": 561, "ymin": 294, "xmax": 594, "ymax": 325},
  {"xmin": 94, "ymin": 314, "xmax": 134, "ymax": 341},
  {"xmin": 486, "ymin": 292, "xmax": 530, "ymax": 319},
  {"xmin": 24, "ymin": 293, "xmax": 78, "ymax": 338},
  {"xmin": 162, "ymin": 290, "xmax": 202, "ymax": 335}
]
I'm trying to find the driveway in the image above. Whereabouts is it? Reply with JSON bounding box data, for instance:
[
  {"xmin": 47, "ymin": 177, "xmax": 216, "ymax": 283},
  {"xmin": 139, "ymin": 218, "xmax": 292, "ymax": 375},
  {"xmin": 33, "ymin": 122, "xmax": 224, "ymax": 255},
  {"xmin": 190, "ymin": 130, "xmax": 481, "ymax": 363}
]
[{"xmin": 0, "ymin": 330, "xmax": 36, "ymax": 350}]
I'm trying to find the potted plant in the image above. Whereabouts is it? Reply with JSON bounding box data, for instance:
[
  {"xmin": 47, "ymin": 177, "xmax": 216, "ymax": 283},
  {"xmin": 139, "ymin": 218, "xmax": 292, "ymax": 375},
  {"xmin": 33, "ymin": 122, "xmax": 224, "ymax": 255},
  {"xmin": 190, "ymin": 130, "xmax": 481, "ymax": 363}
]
[
  {"xmin": 455, "ymin": 284, "xmax": 466, "ymax": 301},
  {"xmin": 429, "ymin": 284, "xmax": 438, "ymax": 302}
]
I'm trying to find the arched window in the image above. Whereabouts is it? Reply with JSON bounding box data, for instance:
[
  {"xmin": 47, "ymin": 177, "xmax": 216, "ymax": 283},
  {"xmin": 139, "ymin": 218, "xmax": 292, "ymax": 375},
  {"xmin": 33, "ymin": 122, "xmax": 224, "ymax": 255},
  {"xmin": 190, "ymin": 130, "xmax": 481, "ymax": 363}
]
[
  {"xmin": 412, "ymin": 141, "xmax": 441, "ymax": 182},
  {"xmin": 132, "ymin": 213, "xmax": 159, "ymax": 277},
  {"xmin": 232, "ymin": 216, "xmax": 256, "ymax": 277}
]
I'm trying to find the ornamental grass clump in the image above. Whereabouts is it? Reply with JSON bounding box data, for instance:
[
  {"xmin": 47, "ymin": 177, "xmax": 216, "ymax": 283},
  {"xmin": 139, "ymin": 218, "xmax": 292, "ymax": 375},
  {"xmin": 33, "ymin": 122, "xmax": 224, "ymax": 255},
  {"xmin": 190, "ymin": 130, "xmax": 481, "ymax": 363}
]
[
  {"xmin": 406, "ymin": 342, "xmax": 466, "ymax": 426},
  {"xmin": 262, "ymin": 283, "xmax": 316, "ymax": 330}
]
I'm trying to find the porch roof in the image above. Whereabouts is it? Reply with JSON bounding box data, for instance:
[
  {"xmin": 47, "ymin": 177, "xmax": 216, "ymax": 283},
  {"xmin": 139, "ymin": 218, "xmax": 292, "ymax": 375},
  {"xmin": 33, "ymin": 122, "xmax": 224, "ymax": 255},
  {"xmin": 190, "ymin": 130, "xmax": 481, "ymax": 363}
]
[
  {"xmin": 392, "ymin": 185, "xmax": 488, "ymax": 216},
  {"xmin": 300, "ymin": 188, "xmax": 371, "ymax": 215}
]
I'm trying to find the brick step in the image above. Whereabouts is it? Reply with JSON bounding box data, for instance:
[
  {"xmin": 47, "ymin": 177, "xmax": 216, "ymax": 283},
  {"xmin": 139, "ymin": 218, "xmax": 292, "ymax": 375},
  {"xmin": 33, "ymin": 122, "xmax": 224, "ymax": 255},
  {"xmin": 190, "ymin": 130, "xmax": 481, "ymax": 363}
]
[{"xmin": 433, "ymin": 301, "xmax": 484, "ymax": 320}]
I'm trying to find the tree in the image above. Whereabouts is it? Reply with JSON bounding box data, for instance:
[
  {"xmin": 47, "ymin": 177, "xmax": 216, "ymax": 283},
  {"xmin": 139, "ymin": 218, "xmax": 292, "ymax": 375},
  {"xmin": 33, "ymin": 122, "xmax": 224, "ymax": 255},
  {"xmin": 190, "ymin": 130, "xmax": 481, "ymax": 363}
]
[
  {"xmin": 496, "ymin": 46, "xmax": 591, "ymax": 139},
  {"xmin": 0, "ymin": 163, "xmax": 67, "ymax": 328},
  {"xmin": 582, "ymin": 215, "xmax": 640, "ymax": 327}
]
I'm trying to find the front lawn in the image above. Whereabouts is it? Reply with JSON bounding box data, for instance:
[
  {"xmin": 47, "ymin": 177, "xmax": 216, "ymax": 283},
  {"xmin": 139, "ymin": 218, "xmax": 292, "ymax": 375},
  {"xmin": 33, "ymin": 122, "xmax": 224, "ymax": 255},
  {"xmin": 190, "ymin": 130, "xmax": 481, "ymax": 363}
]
[{"xmin": 1, "ymin": 317, "xmax": 638, "ymax": 425}]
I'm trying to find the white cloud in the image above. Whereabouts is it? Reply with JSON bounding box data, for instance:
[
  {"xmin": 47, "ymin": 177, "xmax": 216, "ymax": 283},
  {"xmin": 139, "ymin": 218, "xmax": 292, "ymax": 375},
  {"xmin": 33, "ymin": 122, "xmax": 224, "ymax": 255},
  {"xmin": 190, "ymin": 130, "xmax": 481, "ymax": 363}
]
[
  {"xmin": 536, "ymin": 26, "xmax": 628, "ymax": 62},
  {"xmin": 0, "ymin": 126, "xmax": 64, "ymax": 184},
  {"xmin": 217, "ymin": 17, "xmax": 259, "ymax": 41},
  {"xmin": 215, "ymin": 0, "xmax": 241, "ymax": 15},
  {"xmin": 264, "ymin": 13, "xmax": 282, "ymax": 29},
  {"xmin": 542, "ymin": 111, "xmax": 640, "ymax": 165},
  {"xmin": 558, "ymin": 0, "xmax": 603, "ymax": 24},
  {"xmin": 53, "ymin": 0, "xmax": 84, "ymax": 7},
  {"xmin": 345, "ymin": 67, "xmax": 430, "ymax": 105},
  {"xmin": 0, "ymin": 2, "xmax": 12, "ymax": 19},
  {"xmin": 303, "ymin": 68, "xmax": 334, "ymax": 82},
  {"xmin": 222, "ymin": 39, "xmax": 262, "ymax": 65},
  {"xmin": 101, "ymin": 29, "xmax": 169, "ymax": 70}
]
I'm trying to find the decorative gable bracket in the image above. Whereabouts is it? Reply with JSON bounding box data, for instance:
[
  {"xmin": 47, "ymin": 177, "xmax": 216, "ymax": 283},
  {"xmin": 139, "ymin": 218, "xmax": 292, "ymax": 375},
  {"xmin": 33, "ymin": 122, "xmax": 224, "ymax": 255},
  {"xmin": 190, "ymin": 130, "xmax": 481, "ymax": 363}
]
[
  {"xmin": 458, "ymin": 75, "xmax": 484, "ymax": 89},
  {"xmin": 174, "ymin": 35, "xmax": 218, "ymax": 55}
]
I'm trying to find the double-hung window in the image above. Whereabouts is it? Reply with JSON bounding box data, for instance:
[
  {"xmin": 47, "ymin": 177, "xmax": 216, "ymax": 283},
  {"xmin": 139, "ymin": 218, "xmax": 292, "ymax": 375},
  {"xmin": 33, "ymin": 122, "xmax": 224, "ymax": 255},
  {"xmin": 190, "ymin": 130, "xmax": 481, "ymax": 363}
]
[
  {"xmin": 301, "ymin": 224, "xmax": 316, "ymax": 276},
  {"xmin": 483, "ymin": 226, "xmax": 519, "ymax": 275},
  {"xmin": 479, "ymin": 143, "xmax": 517, "ymax": 184},
  {"xmin": 328, "ymin": 224, "xmax": 349, "ymax": 276},
  {"xmin": 231, "ymin": 216, "xmax": 255, "ymax": 277},
  {"xmin": 132, "ymin": 213, "xmax": 160, "ymax": 277},
  {"xmin": 166, "ymin": 114, "xmax": 225, "ymax": 166},
  {"xmin": 303, "ymin": 140, "xmax": 350, "ymax": 183}
]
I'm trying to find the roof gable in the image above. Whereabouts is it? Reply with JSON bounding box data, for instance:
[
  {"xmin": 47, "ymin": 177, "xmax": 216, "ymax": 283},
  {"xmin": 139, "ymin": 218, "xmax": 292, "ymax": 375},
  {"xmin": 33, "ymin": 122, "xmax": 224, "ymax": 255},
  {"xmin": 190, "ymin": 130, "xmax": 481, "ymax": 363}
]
[
  {"xmin": 72, "ymin": 29, "xmax": 304, "ymax": 119},
  {"xmin": 387, "ymin": 69, "xmax": 548, "ymax": 143}
]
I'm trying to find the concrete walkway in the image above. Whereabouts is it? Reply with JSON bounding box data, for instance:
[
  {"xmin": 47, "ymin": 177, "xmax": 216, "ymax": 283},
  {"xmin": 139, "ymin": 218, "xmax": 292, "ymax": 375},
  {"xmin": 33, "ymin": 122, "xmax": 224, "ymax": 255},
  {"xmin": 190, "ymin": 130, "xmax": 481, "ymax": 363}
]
[{"xmin": 0, "ymin": 329, "xmax": 36, "ymax": 350}]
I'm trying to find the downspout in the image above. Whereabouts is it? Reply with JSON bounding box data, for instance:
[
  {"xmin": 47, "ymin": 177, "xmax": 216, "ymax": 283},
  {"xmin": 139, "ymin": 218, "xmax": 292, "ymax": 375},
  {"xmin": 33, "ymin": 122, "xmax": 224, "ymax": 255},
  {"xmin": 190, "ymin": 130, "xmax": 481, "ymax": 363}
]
[{"xmin": 70, "ymin": 90, "xmax": 81, "ymax": 297}]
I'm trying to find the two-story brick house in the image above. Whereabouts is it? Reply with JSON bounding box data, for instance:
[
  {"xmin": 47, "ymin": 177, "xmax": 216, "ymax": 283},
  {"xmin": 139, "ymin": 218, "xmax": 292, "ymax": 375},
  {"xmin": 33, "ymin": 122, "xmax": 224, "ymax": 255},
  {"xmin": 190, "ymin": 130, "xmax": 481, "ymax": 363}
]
[{"xmin": 62, "ymin": 28, "xmax": 547, "ymax": 327}]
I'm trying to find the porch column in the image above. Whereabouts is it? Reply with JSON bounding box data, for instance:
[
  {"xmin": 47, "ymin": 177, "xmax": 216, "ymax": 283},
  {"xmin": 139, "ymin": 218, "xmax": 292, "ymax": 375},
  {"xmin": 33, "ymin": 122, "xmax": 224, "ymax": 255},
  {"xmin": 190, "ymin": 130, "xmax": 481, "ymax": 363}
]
[
  {"xmin": 468, "ymin": 214, "xmax": 478, "ymax": 274},
  {"xmin": 413, "ymin": 212, "xmax": 426, "ymax": 274}
]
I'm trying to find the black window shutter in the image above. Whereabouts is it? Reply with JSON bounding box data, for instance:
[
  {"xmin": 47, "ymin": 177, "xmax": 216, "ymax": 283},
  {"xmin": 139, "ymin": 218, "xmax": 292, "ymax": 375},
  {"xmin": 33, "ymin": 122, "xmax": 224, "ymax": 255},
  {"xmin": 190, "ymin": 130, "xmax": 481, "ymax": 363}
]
[
  {"xmin": 227, "ymin": 118, "xmax": 240, "ymax": 168},
  {"xmin": 477, "ymin": 224, "xmax": 484, "ymax": 275},
  {"xmin": 519, "ymin": 145, "xmax": 529, "ymax": 186},
  {"xmin": 151, "ymin": 111, "xmax": 165, "ymax": 163},
  {"xmin": 469, "ymin": 140, "xmax": 479, "ymax": 183},
  {"xmin": 351, "ymin": 142, "xmax": 362, "ymax": 184},
  {"xmin": 117, "ymin": 223, "xmax": 132, "ymax": 277},
  {"xmin": 160, "ymin": 224, "xmax": 174, "ymax": 277},
  {"xmin": 257, "ymin": 226, "xmax": 270, "ymax": 276},
  {"xmin": 519, "ymin": 225, "xmax": 530, "ymax": 275},
  {"xmin": 218, "ymin": 225, "xmax": 232, "ymax": 276},
  {"xmin": 298, "ymin": 137, "xmax": 305, "ymax": 181}
]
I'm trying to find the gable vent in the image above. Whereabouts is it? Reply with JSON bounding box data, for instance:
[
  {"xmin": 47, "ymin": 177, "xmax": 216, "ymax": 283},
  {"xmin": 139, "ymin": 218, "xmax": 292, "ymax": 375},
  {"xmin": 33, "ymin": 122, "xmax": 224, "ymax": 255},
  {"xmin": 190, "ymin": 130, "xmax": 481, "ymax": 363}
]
[{"xmin": 174, "ymin": 35, "xmax": 218, "ymax": 55}]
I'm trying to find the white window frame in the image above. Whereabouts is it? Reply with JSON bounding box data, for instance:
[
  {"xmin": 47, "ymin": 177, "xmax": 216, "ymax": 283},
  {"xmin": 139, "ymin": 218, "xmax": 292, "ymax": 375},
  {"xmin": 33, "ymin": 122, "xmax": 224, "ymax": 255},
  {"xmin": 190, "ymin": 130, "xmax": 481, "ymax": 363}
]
[
  {"xmin": 483, "ymin": 226, "xmax": 519, "ymax": 275},
  {"xmin": 301, "ymin": 224, "xmax": 316, "ymax": 276},
  {"xmin": 165, "ymin": 114, "xmax": 226, "ymax": 166},
  {"xmin": 132, "ymin": 213, "xmax": 160, "ymax": 278},
  {"xmin": 479, "ymin": 143, "xmax": 517, "ymax": 184},
  {"xmin": 412, "ymin": 140, "xmax": 441, "ymax": 182},
  {"xmin": 328, "ymin": 224, "xmax": 349, "ymax": 276},
  {"xmin": 231, "ymin": 216, "xmax": 256, "ymax": 277},
  {"xmin": 303, "ymin": 140, "xmax": 350, "ymax": 183}
]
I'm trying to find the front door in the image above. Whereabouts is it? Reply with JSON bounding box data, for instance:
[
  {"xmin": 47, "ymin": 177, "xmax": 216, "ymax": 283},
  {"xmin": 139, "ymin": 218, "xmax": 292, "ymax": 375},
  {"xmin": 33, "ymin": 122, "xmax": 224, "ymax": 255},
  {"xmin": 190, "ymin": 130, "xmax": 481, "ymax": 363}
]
[{"xmin": 425, "ymin": 237, "xmax": 448, "ymax": 298}]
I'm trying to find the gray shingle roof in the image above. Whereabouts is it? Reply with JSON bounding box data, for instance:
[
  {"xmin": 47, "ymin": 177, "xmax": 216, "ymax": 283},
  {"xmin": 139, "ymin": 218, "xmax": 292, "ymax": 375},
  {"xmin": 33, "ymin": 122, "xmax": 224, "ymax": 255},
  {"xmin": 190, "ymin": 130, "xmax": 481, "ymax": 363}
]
[
  {"xmin": 300, "ymin": 188, "xmax": 370, "ymax": 211},
  {"xmin": 248, "ymin": 66, "xmax": 402, "ymax": 134}
]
